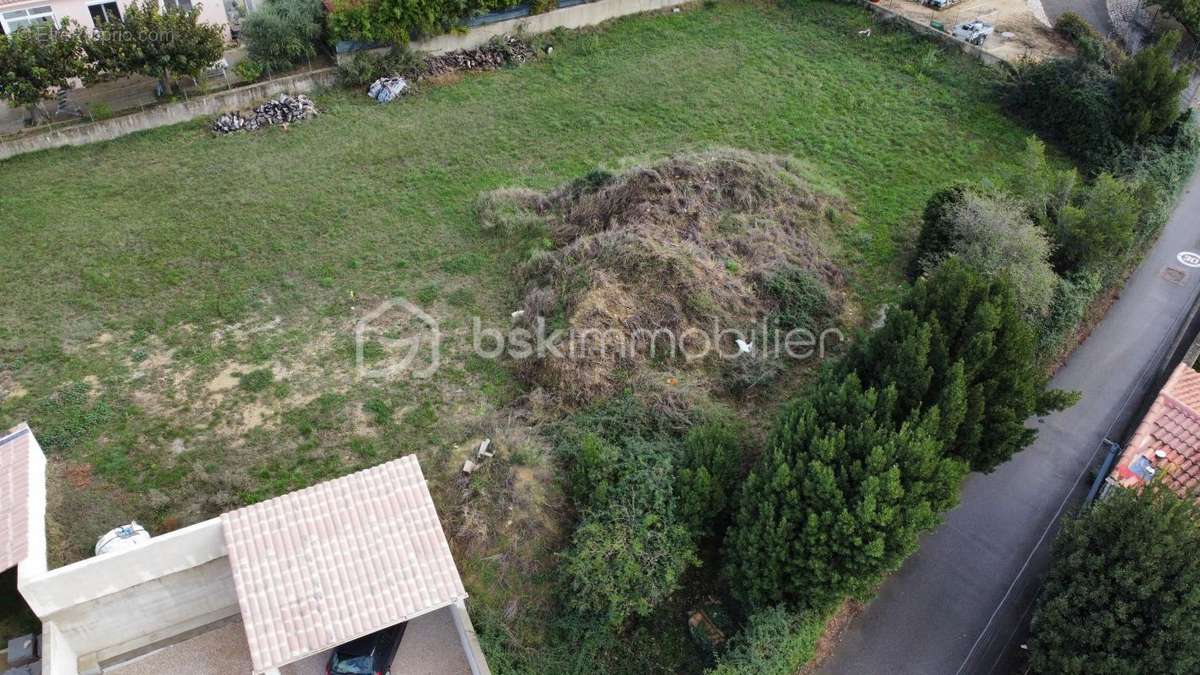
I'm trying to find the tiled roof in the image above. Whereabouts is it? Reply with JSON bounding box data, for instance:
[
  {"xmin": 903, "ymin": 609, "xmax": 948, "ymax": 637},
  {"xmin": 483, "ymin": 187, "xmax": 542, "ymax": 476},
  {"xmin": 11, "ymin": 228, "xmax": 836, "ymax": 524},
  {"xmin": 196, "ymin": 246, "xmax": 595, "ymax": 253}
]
[
  {"xmin": 221, "ymin": 455, "xmax": 467, "ymax": 673},
  {"xmin": 1111, "ymin": 363, "xmax": 1200, "ymax": 499},
  {"xmin": 0, "ymin": 424, "xmax": 31, "ymax": 572}
]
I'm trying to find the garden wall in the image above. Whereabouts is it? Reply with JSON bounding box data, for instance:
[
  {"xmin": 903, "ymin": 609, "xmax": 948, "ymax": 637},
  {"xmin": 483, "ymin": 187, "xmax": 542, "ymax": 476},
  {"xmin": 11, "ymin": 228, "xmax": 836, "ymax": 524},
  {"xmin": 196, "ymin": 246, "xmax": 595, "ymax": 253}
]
[{"xmin": 0, "ymin": 69, "xmax": 337, "ymax": 162}]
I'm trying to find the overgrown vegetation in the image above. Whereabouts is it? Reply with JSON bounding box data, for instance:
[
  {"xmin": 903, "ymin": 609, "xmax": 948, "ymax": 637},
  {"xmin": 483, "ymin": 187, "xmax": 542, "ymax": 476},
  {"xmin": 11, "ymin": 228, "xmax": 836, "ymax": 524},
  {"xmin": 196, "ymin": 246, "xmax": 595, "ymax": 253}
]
[
  {"xmin": 1029, "ymin": 485, "xmax": 1200, "ymax": 674},
  {"xmin": 240, "ymin": 0, "xmax": 326, "ymax": 72}
]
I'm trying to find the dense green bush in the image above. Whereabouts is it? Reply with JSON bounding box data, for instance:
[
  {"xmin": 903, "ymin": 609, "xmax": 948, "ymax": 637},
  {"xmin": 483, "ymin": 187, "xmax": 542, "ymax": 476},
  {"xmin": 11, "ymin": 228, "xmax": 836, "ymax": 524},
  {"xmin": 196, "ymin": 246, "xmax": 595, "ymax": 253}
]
[
  {"xmin": 675, "ymin": 416, "xmax": 744, "ymax": 537},
  {"xmin": 723, "ymin": 370, "xmax": 966, "ymax": 610},
  {"xmin": 708, "ymin": 606, "xmax": 827, "ymax": 675},
  {"xmin": 846, "ymin": 258, "xmax": 1077, "ymax": 471},
  {"xmin": 240, "ymin": 0, "xmax": 326, "ymax": 71},
  {"xmin": 232, "ymin": 58, "xmax": 266, "ymax": 81},
  {"xmin": 1029, "ymin": 485, "xmax": 1200, "ymax": 674},
  {"xmin": 1004, "ymin": 57, "xmax": 1122, "ymax": 171},
  {"xmin": 1052, "ymin": 12, "xmax": 1122, "ymax": 67},
  {"xmin": 909, "ymin": 183, "xmax": 969, "ymax": 278},
  {"xmin": 327, "ymin": 0, "xmax": 508, "ymax": 44},
  {"xmin": 1050, "ymin": 172, "xmax": 1143, "ymax": 272},
  {"xmin": 560, "ymin": 438, "xmax": 699, "ymax": 627},
  {"xmin": 1035, "ymin": 270, "xmax": 1101, "ymax": 362},
  {"xmin": 1116, "ymin": 31, "xmax": 1191, "ymax": 144}
]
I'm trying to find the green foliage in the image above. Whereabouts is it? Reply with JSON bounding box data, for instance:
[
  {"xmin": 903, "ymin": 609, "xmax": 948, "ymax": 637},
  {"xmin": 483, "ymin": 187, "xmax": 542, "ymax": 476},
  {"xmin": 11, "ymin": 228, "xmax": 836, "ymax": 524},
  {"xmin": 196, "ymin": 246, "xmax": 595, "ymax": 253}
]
[
  {"xmin": 560, "ymin": 436, "xmax": 699, "ymax": 627},
  {"xmin": 0, "ymin": 20, "xmax": 91, "ymax": 118},
  {"xmin": 909, "ymin": 183, "xmax": 969, "ymax": 278},
  {"xmin": 326, "ymin": 0, "xmax": 508, "ymax": 43},
  {"xmin": 708, "ymin": 605, "xmax": 826, "ymax": 675},
  {"xmin": 1035, "ymin": 269, "xmax": 1101, "ymax": 361},
  {"xmin": 1051, "ymin": 172, "xmax": 1142, "ymax": 271},
  {"xmin": 336, "ymin": 45, "xmax": 422, "ymax": 86},
  {"xmin": 233, "ymin": 58, "xmax": 266, "ymax": 81},
  {"xmin": 1029, "ymin": 485, "xmax": 1200, "ymax": 674},
  {"xmin": 87, "ymin": 0, "xmax": 224, "ymax": 92},
  {"xmin": 1005, "ymin": 57, "xmax": 1122, "ymax": 171},
  {"xmin": 724, "ymin": 370, "xmax": 966, "ymax": 610},
  {"xmin": 240, "ymin": 0, "xmax": 325, "ymax": 71},
  {"xmin": 530, "ymin": 0, "xmax": 557, "ymax": 13},
  {"xmin": 238, "ymin": 368, "xmax": 274, "ymax": 392},
  {"xmin": 1116, "ymin": 31, "xmax": 1191, "ymax": 144},
  {"xmin": 847, "ymin": 258, "xmax": 1076, "ymax": 471},
  {"xmin": 676, "ymin": 416, "xmax": 744, "ymax": 536},
  {"xmin": 722, "ymin": 350, "xmax": 785, "ymax": 394},
  {"xmin": 922, "ymin": 190, "xmax": 1057, "ymax": 315},
  {"xmin": 1155, "ymin": 0, "xmax": 1200, "ymax": 40},
  {"xmin": 763, "ymin": 264, "xmax": 834, "ymax": 331},
  {"xmin": 1052, "ymin": 12, "xmax": 1122, "ymax": 67}
]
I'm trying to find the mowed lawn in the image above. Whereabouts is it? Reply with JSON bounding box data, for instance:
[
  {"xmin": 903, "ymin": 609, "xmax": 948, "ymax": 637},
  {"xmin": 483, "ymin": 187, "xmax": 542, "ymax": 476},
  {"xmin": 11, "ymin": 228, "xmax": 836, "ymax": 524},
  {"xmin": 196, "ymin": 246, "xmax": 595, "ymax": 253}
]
[{"xmin": 0, "ymin": 0, "xmax": 1033, "ymax": 563}]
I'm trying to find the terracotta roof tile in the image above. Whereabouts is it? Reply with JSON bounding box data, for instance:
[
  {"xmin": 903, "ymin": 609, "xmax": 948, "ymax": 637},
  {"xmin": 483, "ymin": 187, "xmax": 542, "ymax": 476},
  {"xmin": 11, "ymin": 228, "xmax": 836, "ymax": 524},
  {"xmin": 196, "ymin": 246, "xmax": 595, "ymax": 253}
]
[
  {"xmin": 221, "ymin": 455, "xmax": 467, "ymax": 673},
  {"xmin": 1111, "ymin": 363, "xmax": 1200, "ymax": 502},
  {"xmin": 0, "ymin": 424, "xmax": 31, "ymax": 572}
]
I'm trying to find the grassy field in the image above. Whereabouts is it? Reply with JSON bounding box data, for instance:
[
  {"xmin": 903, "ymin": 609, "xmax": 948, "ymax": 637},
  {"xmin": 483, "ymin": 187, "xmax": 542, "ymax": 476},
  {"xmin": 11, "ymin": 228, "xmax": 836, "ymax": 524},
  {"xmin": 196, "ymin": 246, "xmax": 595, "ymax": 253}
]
[{"xmin": 0, "ymin": 0, "xmax": 1035, "ymax": 650}]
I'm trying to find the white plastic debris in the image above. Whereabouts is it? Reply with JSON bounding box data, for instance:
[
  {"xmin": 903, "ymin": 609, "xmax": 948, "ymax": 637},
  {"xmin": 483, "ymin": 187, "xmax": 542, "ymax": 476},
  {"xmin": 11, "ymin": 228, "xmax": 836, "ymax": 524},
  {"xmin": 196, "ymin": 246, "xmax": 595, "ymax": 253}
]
[
  {"xmin": 368, "ymin": 76, "xmax": 408, "ymax": 104},
  {"xmin": 511, "ymin": 309, "xmax": 526, "ymax": 320},
  {"xmin": 463, "ymin": 458, "xmax": 478, "ymax": 475},
  {"xmin": 476, "ymin": 438, "xmax": 494, "ymax": 459},
  {"xmin": 736, "ymin": 338, "xmax": 753, "ymax": 353}
]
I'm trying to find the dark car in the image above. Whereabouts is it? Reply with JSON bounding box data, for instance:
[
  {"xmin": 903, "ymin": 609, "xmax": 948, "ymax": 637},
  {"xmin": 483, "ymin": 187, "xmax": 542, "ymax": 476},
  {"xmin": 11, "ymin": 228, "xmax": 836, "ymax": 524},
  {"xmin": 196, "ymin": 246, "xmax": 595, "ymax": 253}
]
[{"xmin": 326, "ymin": 623, "xmax": 407, "ymax": 675}]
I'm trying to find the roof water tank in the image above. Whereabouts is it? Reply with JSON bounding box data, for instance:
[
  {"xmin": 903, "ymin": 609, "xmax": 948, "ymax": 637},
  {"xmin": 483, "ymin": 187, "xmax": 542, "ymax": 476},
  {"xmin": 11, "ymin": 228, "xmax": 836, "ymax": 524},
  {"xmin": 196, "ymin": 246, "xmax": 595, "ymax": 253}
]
[{"xmin": 95, "ymin": 522, "xmax": 151, "ymax": 556}]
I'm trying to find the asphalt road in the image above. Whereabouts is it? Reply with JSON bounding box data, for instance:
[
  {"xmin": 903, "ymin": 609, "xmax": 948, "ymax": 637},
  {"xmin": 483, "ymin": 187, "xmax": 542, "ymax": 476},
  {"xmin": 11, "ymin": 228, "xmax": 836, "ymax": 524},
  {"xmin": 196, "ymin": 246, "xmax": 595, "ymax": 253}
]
[{"xmin": 818, "ymin": 170, "xmax": 1200, "ymax": 675}]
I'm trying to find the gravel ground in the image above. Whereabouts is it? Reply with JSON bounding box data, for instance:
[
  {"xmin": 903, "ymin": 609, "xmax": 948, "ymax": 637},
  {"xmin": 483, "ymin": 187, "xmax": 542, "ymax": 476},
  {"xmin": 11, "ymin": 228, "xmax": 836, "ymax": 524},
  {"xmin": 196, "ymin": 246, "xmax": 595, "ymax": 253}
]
[{"xmin": 107, "ymin": 607, "xmax": 470, "ymax": 674}]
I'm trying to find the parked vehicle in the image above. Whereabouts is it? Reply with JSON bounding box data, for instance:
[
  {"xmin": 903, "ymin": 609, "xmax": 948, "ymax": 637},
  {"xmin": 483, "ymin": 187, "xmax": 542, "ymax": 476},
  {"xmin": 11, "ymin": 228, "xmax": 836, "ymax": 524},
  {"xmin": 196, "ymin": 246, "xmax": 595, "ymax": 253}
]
[
  {"xmin": 924, "ymin": 0, "xmax": 962, "ymax": 10},
  {"xmin": 953, "ymin": 19, "xmax": 994, "ymax": 45},
  {"xmin": 326, "ymin": 623, "xmax": 407, "ymax": 675}
]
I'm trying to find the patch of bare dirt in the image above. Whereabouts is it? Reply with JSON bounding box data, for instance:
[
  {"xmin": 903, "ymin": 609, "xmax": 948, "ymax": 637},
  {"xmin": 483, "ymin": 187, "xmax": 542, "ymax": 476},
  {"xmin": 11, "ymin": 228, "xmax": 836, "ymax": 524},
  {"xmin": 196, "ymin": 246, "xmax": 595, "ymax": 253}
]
[{"xmin": 878, "ymin": 0, "xmax": 1072, "ymax": 62}]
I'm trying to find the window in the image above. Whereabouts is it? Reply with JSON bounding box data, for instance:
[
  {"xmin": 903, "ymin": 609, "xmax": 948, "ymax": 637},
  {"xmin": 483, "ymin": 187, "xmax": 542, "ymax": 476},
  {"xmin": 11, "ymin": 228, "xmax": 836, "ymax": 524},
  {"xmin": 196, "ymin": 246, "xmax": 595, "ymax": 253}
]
[
  {"xmin": 162, "ymin": 0, "xmax": 194, "ymax": 10},
  {"xmin": 88, "ymin": 0, "xmax": 120, "ymax": 25},
  {"xmin": 0, "ymin": 5, "xmax": 54, "ymax": 34}
]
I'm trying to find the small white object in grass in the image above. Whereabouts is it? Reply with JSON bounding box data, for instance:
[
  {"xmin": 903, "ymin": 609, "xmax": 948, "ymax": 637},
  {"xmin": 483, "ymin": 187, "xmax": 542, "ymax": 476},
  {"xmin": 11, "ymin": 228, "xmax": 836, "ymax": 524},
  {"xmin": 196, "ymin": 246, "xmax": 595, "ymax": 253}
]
[
  {"xmin": 511, "ymin": 309, "xmax": 526, "ymax": 319},
  {"xmin": 463, "ymin": 459, "xmax": 477, "ymax": 475},
  {"xmin": 477, "ymin": 438, "xmax": 494, "ymax": 459},
  {"xmin": 858, "ymin": 28, "xmax": 872, "ymax": 37},
  {"xmin": 736, "ymin": 338, "xmax": 753, "ymax": 353},
  {"xmin": 673, "ymin": 6, "xmax": 680, "ymax": 11}
]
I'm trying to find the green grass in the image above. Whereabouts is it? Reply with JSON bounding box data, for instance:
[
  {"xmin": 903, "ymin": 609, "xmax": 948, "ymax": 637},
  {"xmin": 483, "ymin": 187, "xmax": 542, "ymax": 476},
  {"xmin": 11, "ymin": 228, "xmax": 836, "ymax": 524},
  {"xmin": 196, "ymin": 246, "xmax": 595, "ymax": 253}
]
[{"xmin": 0, "ymin": 0, "xmax": 1033, "ymax": 578}]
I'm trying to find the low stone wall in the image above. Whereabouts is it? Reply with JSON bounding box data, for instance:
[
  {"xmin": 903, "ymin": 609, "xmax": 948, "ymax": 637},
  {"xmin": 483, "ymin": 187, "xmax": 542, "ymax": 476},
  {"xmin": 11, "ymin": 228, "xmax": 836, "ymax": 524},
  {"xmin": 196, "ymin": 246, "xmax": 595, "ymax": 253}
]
[{"xmin": 0, "ymin": 68, "xmax": 336, "ymax": 162}]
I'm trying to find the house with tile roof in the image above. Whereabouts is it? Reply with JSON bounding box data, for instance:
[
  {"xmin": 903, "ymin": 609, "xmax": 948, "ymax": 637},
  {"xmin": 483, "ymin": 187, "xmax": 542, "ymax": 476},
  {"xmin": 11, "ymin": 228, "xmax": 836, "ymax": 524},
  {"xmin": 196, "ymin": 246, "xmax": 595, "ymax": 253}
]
[
  {"xmin": 2, "ymin": 424, "xmax": 489, "ymax": 675},
  {"xmin": 1107, "ymin": 362, "xmax": 1200, "ymax": 500}
]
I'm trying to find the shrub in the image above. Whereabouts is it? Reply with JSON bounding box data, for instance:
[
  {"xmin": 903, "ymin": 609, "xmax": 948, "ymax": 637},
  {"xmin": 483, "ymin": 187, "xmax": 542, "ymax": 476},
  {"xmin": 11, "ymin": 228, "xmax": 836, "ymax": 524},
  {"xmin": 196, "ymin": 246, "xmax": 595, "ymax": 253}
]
[
  {"xmin": 0, "ymin": 20, "xmax": 91, "ymax": 123},
  {"xmin": 1052, "ymin": 11, "xmax": 1095, "ymax": 44},
  {"xmin": 241, "ymin": 0, "xmax": 325, "ymax": 72},
  {"xmin": 1050, "ymin": 172, "xmax": 1141, "ymax": 272},
  {"xmin": 336, "ymin": 45, "xmax": 422, "ymax": 86},
  {"xmin": 86, "ymin": 0, "xmax": 224, "ymax": 94},
  {"xmin": 1115, "ymin": 30, "xmax": 1191, "ymax": 144},
  {"xmin": 935, "ymin": 190, "xmax": 1057, "ymax": 315},
  {"xmin": 530, "ymin": 0, "xmax": 556, "ymax": 13},
  {"xmin": 232, "ymin": 58, "xmax": 265, "ymax": 81},
  {"xmin": 1035, "ymin": 269, "xmax": 1101, "ymax": 361},
  {"xmin": 560, "ymin": 438, "xmax": 699, "ymax": 627},
  {"xmin": 723, "ymin": 370, "xmax": 966, "ymax": 610},
  {"xmin": 763, "ymin": 264, "xmax": 834, "ymax": 331},
  {"xmin": 722, "ymin": 349, "xmax": 785, "ymax": 394},
  {"xmin": 1005, "ymin": 57, "xmax": 1122, "ymax": 171},
  {"xmin": 708, "ymin": 606, "xmax": 826, "ymax": 675},
  {"xmin": 675, "ymin": 416, "xmax": 743, "ymax": 536},
  {"xmin": 1029, "ymin": 485, "xmax": 1200, "ymax": 674},
  {"xmin": 238, "ymin": 368, "xmax": 274, "ymax": 392},
  {"xmin": 326, "ymin": 0, "xmax": 509, "ymax": 43},
  {"xmin": 909, "ymin": 183, "xmax": 969, "ymax": 278}
]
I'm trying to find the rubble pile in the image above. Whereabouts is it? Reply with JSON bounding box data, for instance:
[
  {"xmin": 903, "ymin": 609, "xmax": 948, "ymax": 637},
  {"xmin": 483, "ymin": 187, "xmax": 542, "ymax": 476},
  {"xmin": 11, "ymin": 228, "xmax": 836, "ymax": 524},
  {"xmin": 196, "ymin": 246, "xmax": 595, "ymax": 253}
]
[
  {"xmin": 211, "ymin": 94, "xmax": 317, "ymax": 133},
  {"xmin": 422, "ymin": 36, "xmax": 536, "ymax": 78}
]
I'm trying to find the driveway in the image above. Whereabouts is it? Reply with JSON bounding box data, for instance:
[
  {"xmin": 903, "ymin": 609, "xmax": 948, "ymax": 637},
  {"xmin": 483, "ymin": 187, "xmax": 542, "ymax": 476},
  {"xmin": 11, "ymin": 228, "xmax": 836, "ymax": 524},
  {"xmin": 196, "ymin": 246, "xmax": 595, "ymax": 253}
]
[{"xmin": 818, "ymin": 169, "xmax": 1200, "ymax": 675}]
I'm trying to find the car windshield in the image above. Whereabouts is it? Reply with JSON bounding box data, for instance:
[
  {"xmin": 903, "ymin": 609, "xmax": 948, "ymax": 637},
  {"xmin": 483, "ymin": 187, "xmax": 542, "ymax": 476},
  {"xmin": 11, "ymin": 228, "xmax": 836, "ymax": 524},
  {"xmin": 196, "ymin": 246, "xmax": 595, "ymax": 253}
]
[{"xmin": 331, "ymin": 654, "xmax": 373, "ymax": 675}]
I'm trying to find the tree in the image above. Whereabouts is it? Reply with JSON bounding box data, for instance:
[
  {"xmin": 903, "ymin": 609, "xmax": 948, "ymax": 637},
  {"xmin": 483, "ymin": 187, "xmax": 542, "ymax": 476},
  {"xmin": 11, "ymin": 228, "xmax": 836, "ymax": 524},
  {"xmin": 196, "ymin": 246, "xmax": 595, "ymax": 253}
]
[
  {"xmin": 1116, "ymin": 31, "xmax": 1192, "ymax": 144},
  {"xmin": 87, "ymin": 0, "xmax": 224, "ymax": 95},
  {"xmin": 0, "ymin": 20, "xmax": 90, "ymax": 124},
  {"xmin": 1156, "ymin": 0, "xmax": 1200, "ymax": 40},
  {"xmin": 240, "ymin": 0, "xmax": 324, "ymax": 71},
  {"xmin": 723, "ymin": 370, "xmax": 966, "ymax": 610},
  {"xmin": 1051, "ymin": 172, "xmax": 1142, "ymax": 271},
  {"xmin": 1029, "ymin": 485, "xmax": 1200, "ymax": 674},
  {"xmin": 846, "ymin": 258, "xmax": 1077, "ymax": 471}
]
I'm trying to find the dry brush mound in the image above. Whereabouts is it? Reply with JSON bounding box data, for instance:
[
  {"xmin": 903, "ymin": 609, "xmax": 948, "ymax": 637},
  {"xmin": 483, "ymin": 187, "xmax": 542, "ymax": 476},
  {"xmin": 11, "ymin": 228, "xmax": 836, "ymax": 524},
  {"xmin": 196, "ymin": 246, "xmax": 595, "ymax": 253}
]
[{"xmin": 478, "ymin": 149, "xmax": 851, "ymax": 405}]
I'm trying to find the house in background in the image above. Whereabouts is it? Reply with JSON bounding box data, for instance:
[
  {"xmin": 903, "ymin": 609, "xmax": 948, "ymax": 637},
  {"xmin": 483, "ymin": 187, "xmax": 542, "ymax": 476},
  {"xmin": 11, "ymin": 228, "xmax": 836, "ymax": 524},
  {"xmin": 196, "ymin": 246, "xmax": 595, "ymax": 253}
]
[
  {"xmin": 0, "ymin": 0, "xmax": 231, "ymax": 38},
  {"xmin": 1, "ymin": 423, "xmax": 489, "ymax": 675},
  {"xmin": 1107, "ymin": 362, "xmax": 1200, "ymax": 500}
]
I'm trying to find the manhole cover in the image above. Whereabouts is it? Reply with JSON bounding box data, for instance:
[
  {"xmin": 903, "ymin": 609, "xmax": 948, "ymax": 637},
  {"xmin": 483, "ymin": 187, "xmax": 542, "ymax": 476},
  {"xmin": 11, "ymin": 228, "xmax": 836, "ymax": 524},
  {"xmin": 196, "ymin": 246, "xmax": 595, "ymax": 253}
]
[{"xmin": 1163, "ymin": 266, "xmax": 1188, "ymax": 285}]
